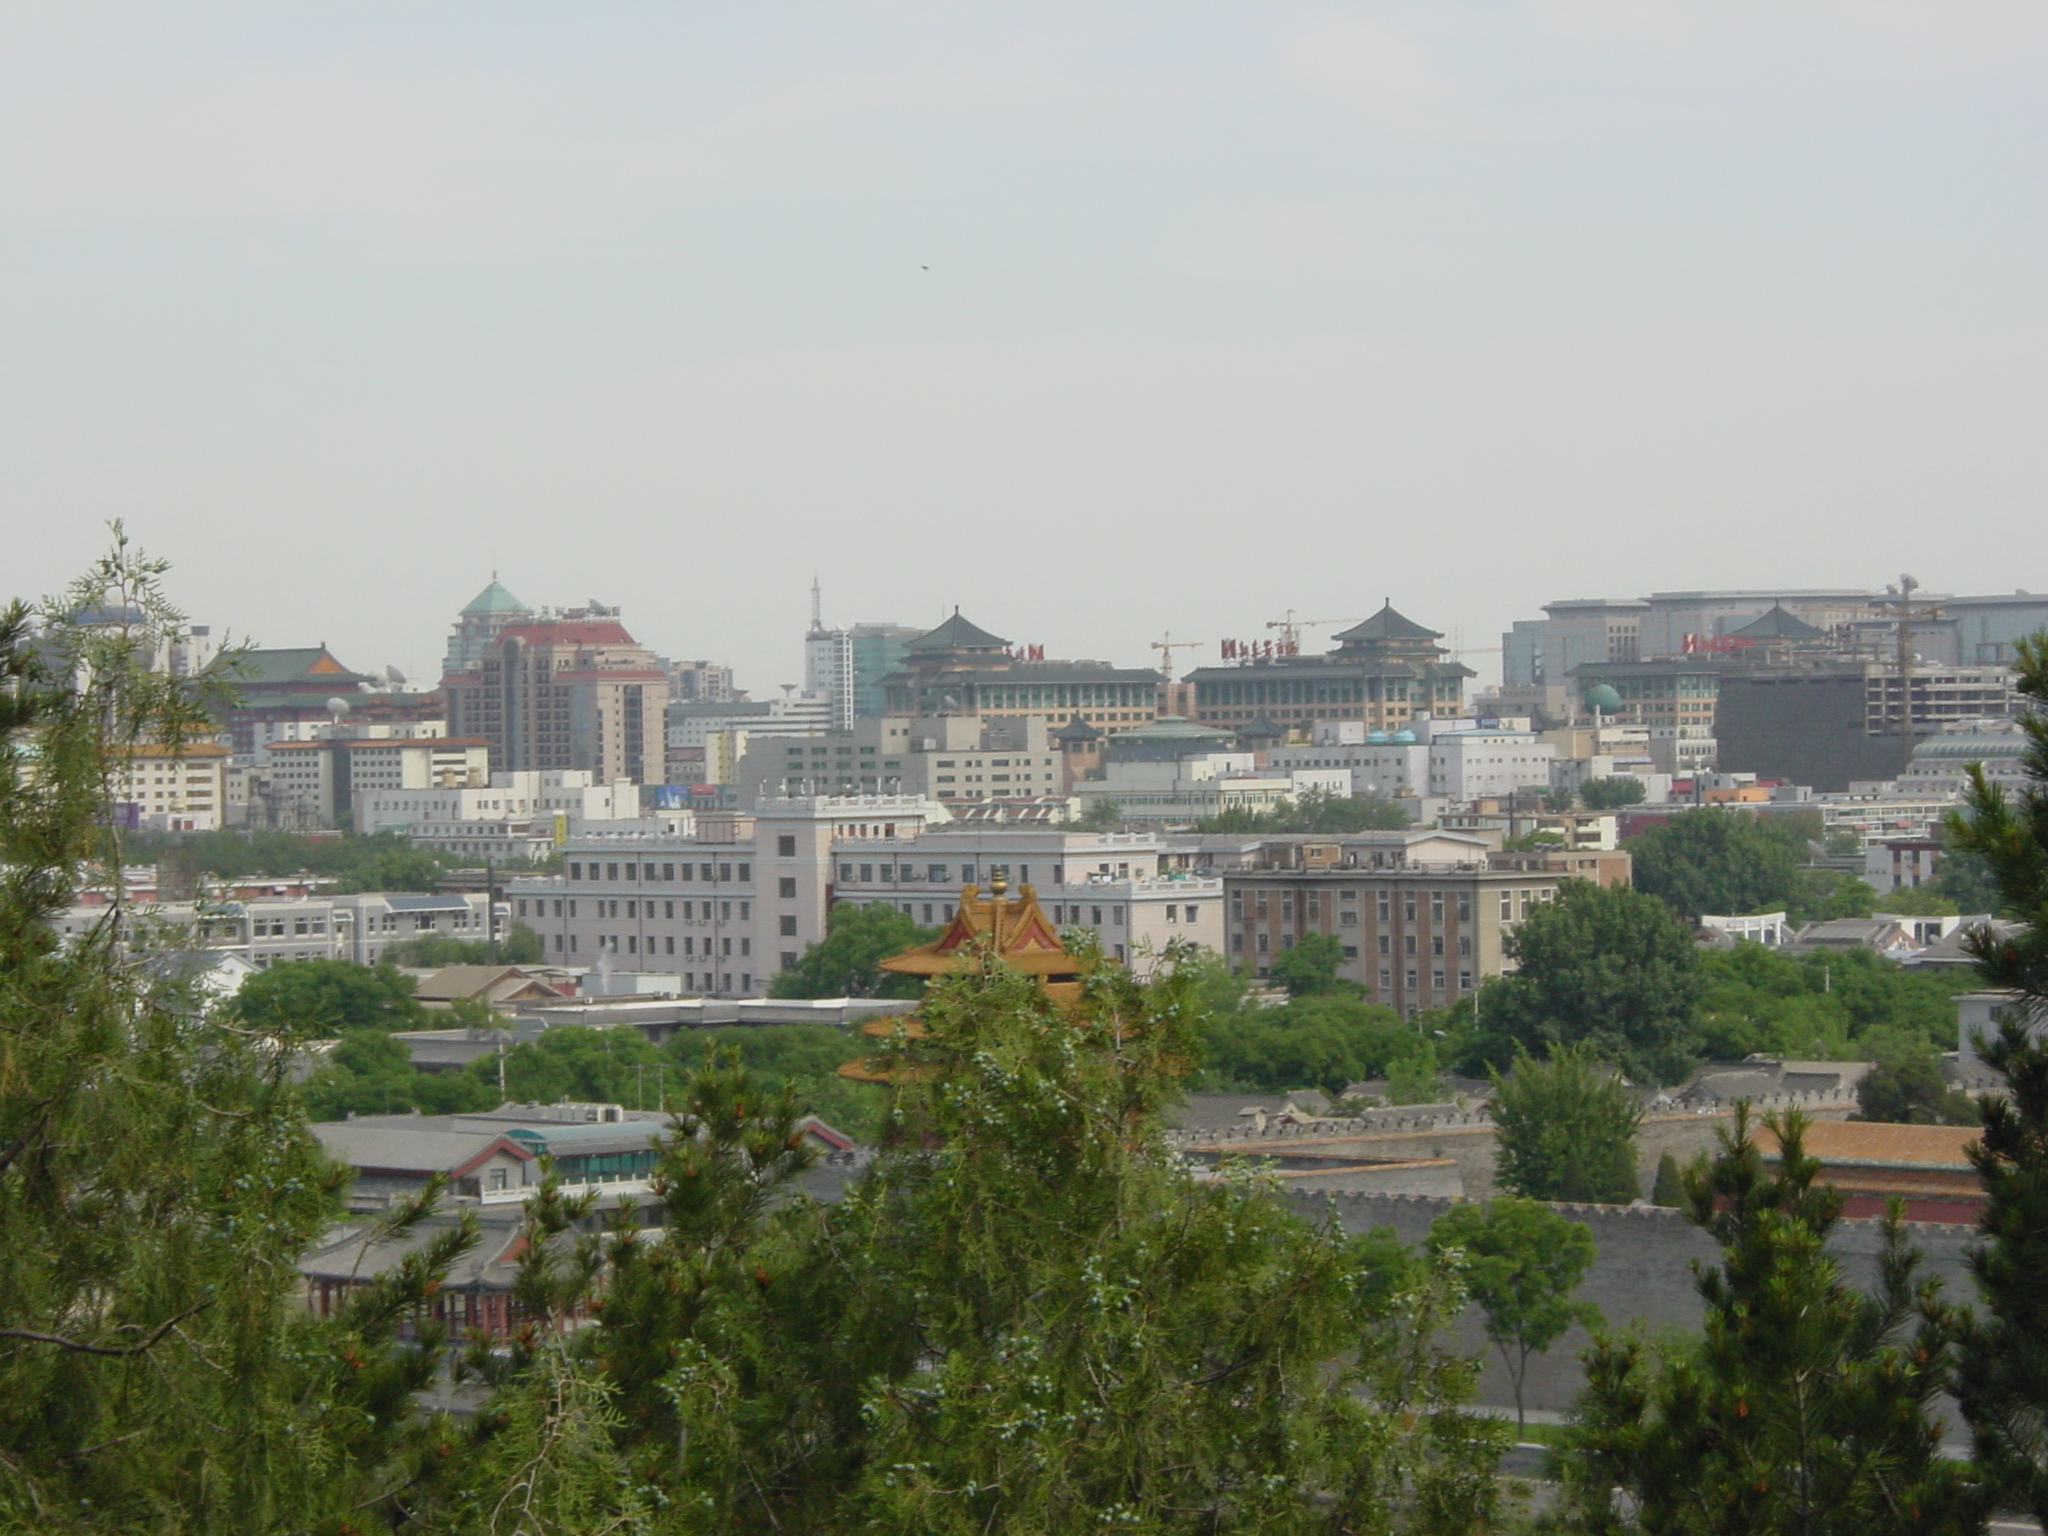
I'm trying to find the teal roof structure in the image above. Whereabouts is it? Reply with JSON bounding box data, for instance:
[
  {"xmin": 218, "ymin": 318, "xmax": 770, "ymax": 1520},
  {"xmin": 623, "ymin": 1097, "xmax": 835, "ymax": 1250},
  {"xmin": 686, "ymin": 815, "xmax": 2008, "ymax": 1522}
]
[
  {"xmin": 462, "ymin": 580, "xmax": 530, "ymax": 616},
  {"xmin": 907, "ymin": 610, "xmax": 1010, "ymax": 652},
  {"xmin": 1332, "ymin": 604, "xmax": 1442, "ymax": 645},
  {"xmin": 1729, "ymin": 604, "xmax": 1826, "ymax": 641}
]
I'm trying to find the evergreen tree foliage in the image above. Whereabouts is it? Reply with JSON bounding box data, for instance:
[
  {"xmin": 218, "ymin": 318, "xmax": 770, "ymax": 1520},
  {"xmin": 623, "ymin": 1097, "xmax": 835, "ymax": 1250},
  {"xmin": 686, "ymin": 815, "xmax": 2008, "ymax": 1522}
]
[
  {"xmin": 1649, "ymin": 1152, "xmax": 1685, "ymax": 1207},
  {"xmin": 1852, "ymin": 1051, "xmax": 1976, "ymax": 1126},
  {"xmin": 433, "ymin": 942, "xmax": 1511, "ymax": 1533},
  {"xmin": 1551, "ymin": 1106, "xmax": 1982, "ymax": 1535},
  {"xmin": 1491, "ymin": 1045, "xmax": 1642, "ymax": 1204},
  {"xmin": 0, "ymin": 534, "xmax": 473, "ymax": 1533},
  {"xmin": 1947, "ymin": 631, "xmax": 2048, "ymax": 1522}
]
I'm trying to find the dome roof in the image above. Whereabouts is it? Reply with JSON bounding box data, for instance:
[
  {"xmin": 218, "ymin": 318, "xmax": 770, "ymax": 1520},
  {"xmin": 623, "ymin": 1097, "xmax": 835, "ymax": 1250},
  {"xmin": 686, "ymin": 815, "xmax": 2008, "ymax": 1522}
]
[{"xmin": 1583, "ymin": 683, "xmax": 1624, "ymax": 713}]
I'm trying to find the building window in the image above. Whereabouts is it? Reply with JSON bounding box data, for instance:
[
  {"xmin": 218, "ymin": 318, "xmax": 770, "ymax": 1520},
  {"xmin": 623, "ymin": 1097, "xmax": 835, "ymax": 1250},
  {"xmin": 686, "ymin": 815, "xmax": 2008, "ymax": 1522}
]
[
  {"xmin": 778, "ymin": 835, "xmax": 796, "ymax": 857},
  {"xmin": 779, "ymin": 877, "xmax": 797, "ymax": 898},
  {"xmin": 781, "ymin": 952, "xmax": 798, "ymax": 971},
  {"xmin": 779, "ymin": 915, "xmax": 798, "ymax": 936}
]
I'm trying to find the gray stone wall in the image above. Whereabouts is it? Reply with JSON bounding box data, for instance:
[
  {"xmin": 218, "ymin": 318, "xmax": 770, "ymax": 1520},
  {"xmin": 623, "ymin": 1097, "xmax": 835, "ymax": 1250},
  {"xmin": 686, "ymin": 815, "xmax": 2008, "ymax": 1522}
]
[{"xmin": 1300, "ymin": 1188, "xmax": 1979, "ymax": 1417}]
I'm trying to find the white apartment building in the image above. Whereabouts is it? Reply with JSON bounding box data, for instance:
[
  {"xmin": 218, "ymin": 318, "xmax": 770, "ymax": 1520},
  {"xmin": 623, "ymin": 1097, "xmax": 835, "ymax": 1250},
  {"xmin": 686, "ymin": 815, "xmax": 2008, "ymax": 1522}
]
[
  {"xmin": 828, "ymin": 828, "xmax": 1223, "ymax": 974},
  {"xmin": 507, "ymin": 797, "xmax": 934, "ymax": 996},
  {"xmin": 112, "ymin": 742, "xmax": 230, "ymax": 832},
  {"xmin": 504, "ymin": 804, "xmax": 1231, "ymax": 996},
  {"xmin": 242, "ymin": 714, "xmax": 448, "ymax": 766},
  {"xmin": 50, "ymin": 890, "xmax": 497, "ymax": 969},
  {"xmin": 731, "ymin": 715, "xmax": 1063, "ymax": 811},
  {"xmin": 354, "ymin": 769, "xmax": 639, "ymax": 834},
  {"xmin": 264, "ymin": 736, "xmax": 490, "ymax": 827},
  {"xmin": 1072, "ymin": 754, "xmax": 1350, "ymax": 823},
  {"xmin": 1268, "ymin": 720, "xmax": 1554, "ymax": 802}
]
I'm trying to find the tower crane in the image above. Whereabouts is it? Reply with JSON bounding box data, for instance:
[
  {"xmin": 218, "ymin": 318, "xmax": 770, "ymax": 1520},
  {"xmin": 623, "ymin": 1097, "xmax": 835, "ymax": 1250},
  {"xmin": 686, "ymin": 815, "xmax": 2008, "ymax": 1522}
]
[
  {"xmin": 1265, "ymin": 610, "xmax": 1358, "ymax": 650},
  {"xmin": 1151, "ymin": 632, "xmax": 1203, "ymax": 676}
]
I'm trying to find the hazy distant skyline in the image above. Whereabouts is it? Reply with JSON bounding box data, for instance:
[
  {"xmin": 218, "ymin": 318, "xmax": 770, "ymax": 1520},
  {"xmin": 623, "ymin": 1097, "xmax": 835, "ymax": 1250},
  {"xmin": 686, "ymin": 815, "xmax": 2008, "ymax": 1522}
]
[{"xmin": 5, "ymin": 3, "xmax": 2043, "ymax": 696}]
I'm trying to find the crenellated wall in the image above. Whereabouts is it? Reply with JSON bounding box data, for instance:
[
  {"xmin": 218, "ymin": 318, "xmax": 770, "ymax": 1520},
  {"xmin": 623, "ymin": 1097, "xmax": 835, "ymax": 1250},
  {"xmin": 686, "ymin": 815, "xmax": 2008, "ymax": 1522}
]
[{"xmin": 1297, "ymin": 1189, "xmax": 1979, "ymax": 1416}]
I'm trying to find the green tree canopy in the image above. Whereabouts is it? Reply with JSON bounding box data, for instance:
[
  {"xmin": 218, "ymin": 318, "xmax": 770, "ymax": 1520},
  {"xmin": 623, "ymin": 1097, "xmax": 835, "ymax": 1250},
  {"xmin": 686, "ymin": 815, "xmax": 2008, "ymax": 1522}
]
[
  {"xmin": 767, "ymin": 901, "xmax": 938, "ymax": 998},
  {"xmin": 1199, "ymin": 991, "xmax": 1420, "ymax": 1098},
  {"xmin": 379, "ymin": 919, "xmax": 544, "ymax": 967},
  {"xmin": 1267, "ymin": 930, "xmax": 1349, "ymax": 996},
  {"xmin": 1427, "ymin": 1196, "xmax": 1599, "ymax": 1431},
  {"xmin": 1625, "ymin": 807, "xmax": 1807, "ymax": 921},
  {"xmin": 1691, "ymin": 941, "xmax": 1969, "ymax": 1062},
  {"xmin": 1490, "ymin": 1044, "xmax": 1642, "ymax": 1204},
  {"xmin": 0, "ymin": 535, "xmax": 474, "ymax": 1532},
  {"xmin": 229, "ymin": 956, "xmax": 429, "ymax": 1035},
  {"xmin": 123, "ymin": 826, "xmax": 466, "ymax": 891},
  {"xmin": 1580, "ymin": 775, "xmax": 1648, "ymax": 809},
  {"xmin": 1479, "ymin": 878, "xmax": 1703, "ymax": 1082},
  {"xmin": 1192, "ymin": 785, "xmax": 1409, "ymax": 834},
  {"xmin": 439, "ymin": 946, "xmax": 1513, "ymax": 1533},
  {"xmin": 1554, "ymin": 1108, "xmax": 1981, "ymax": 1534},
  {"xmin": 1946, "ymin": 631, "xmax": 2048, "ymax": 1521}
]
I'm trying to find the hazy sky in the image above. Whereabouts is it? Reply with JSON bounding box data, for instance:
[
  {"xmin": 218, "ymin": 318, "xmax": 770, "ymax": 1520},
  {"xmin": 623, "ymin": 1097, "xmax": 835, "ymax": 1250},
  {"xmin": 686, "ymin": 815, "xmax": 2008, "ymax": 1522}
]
[{"xmin": 4, "ymin": 3, "xmax": 2043, "ymax": 694}]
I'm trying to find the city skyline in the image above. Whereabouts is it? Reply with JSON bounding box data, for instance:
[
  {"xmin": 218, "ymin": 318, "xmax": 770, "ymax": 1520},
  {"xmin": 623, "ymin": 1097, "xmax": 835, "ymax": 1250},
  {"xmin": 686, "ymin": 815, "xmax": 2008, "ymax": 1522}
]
[{"xmin": 4, "ymin": 4, "xmax": 2043, "ymax": 694}]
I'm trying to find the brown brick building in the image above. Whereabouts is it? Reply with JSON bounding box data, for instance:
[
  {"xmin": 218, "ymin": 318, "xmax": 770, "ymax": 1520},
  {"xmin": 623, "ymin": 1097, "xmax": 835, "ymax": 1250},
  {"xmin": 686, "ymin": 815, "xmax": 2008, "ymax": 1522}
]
[{"xmin": 1222, "ymin": 841, "xmax": 1562, "ymax": 1016}]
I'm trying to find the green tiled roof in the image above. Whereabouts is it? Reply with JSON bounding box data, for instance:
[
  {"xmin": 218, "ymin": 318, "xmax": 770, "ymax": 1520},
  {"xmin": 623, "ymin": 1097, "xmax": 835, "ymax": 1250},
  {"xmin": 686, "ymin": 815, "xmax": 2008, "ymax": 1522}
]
[
  {"xmin": 462, "ymin": 580, "xmax": 530, "ymax": 615},
  {"xmin": 233, "ymin": 647, "xmax": 371, "ymax": 689},
  {"xmin": 1333, "ymin": 604, "xmax": 1441, "ymax": 645},
  {"xmin": 908, "ymin": 611, "xmax": 1010, "ymax": 652}
]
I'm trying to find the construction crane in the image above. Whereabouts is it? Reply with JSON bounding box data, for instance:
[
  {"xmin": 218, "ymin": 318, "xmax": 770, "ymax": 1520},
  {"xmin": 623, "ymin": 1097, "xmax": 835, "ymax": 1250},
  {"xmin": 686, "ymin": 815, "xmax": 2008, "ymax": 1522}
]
[
  {"xmin": 1151, "ymin": 632, "xmax": 1203, "ymax": 676},
  {"xmin": 1885, "ymin": 574, "xmax": 1945, "ymax": 771},
  {"xmin": 1265, "ymin": 610, "xmax": 1358, "ymax": 650},
  {"xmin": 1446, "ymin": 628, "xmax": 1503, "ymax": 667}
]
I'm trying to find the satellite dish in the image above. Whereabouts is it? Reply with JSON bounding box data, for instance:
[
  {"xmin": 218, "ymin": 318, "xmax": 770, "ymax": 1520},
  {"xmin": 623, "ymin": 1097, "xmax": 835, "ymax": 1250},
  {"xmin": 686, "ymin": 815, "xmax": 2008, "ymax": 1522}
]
[
  {"xmin": 325, "ymin": 695, "xmax": 353, "ymax": 715},
  {"xmin": 385, "ymin": 665, "xmax": 407, "ymax": 687}
]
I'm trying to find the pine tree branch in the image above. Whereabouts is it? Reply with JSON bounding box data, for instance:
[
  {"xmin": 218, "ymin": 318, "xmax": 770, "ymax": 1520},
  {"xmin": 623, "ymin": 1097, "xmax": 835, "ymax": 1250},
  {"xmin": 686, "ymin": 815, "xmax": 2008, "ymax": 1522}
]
[{"xmin": 0, "ymin": 1297, "xmax": 208, "ymax": 1357}]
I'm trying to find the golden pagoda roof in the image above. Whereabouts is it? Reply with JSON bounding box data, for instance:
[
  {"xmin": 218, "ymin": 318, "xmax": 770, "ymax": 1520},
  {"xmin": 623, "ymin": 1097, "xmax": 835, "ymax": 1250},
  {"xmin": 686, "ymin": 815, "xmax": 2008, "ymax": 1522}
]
[
  {"xmin": 878, "ymin": 882, "xmax": 1079, "ymax": 979},
  {"xmin": 838, "ymin": 881, "xmax": 1087, "ymax": 1084}
]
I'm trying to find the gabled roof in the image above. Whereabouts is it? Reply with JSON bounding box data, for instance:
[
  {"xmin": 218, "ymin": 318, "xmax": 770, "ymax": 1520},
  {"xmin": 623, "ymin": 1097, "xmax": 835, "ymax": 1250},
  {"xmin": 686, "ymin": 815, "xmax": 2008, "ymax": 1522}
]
[
  {"xmin": 233, "ymin": 647, "xmax": 371, "ymax": 690},
  {"xmin": 462, "ymin": 580, "xmax": 531, "ymax": 616},
  {"xmin": 1052, "ymin": 714, "xmax": 1103, "ymax": 742},
  {"xmin": 1239, "ymin": 715, "xmax": 1285, "ymax": 739},
  {"xmin": 1332, "ymin": 604, "xmax": 1441, "ymax": 645},
  {"xmin": 1729, "ymin": 604, "xmax": 1826, "ymax": 641},
  {"xmin": 412, "ymin": 965, "xmax": 567, "ymax": 1004},
  {"xmin": 879, "ymin": 883, "xmax": 1076, "ymax": 978},
  {"xmin": 907, "ymin": 610, "xmax": 1010, "ymax": 653}
]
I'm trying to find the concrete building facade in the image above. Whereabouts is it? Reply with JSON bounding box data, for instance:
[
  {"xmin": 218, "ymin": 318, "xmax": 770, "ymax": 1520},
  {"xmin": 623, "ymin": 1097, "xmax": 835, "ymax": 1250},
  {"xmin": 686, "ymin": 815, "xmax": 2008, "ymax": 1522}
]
[{"xmin": 444, "ymin": 611, "xmax": 668, "ymax": 785}]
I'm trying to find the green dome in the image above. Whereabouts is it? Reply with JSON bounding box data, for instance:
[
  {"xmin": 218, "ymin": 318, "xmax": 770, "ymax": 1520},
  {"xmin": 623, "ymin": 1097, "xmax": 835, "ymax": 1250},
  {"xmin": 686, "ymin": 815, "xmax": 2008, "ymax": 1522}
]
[{"xmin": 1583, "ymin": 683, "xmax": 1623, "ymax": 714}]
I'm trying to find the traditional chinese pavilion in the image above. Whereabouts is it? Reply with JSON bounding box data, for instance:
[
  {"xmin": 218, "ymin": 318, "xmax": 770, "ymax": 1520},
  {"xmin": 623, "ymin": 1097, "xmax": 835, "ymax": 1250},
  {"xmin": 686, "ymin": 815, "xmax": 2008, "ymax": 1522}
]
[{"xmin": 838, "ymin": 877, "xmax": 1083, "ymax": 1083}]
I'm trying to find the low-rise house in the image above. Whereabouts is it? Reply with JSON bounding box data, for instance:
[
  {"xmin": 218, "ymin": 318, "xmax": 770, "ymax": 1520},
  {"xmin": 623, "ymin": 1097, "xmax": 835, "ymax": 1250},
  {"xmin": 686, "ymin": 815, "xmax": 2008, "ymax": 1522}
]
[
  {"xmin": 409, "ymin": 964, "xmax": 576, "ymax": 1011},
  {"xmin": 1783, "ymin": 917, "xmax": 1920, "ymax": 959}
]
